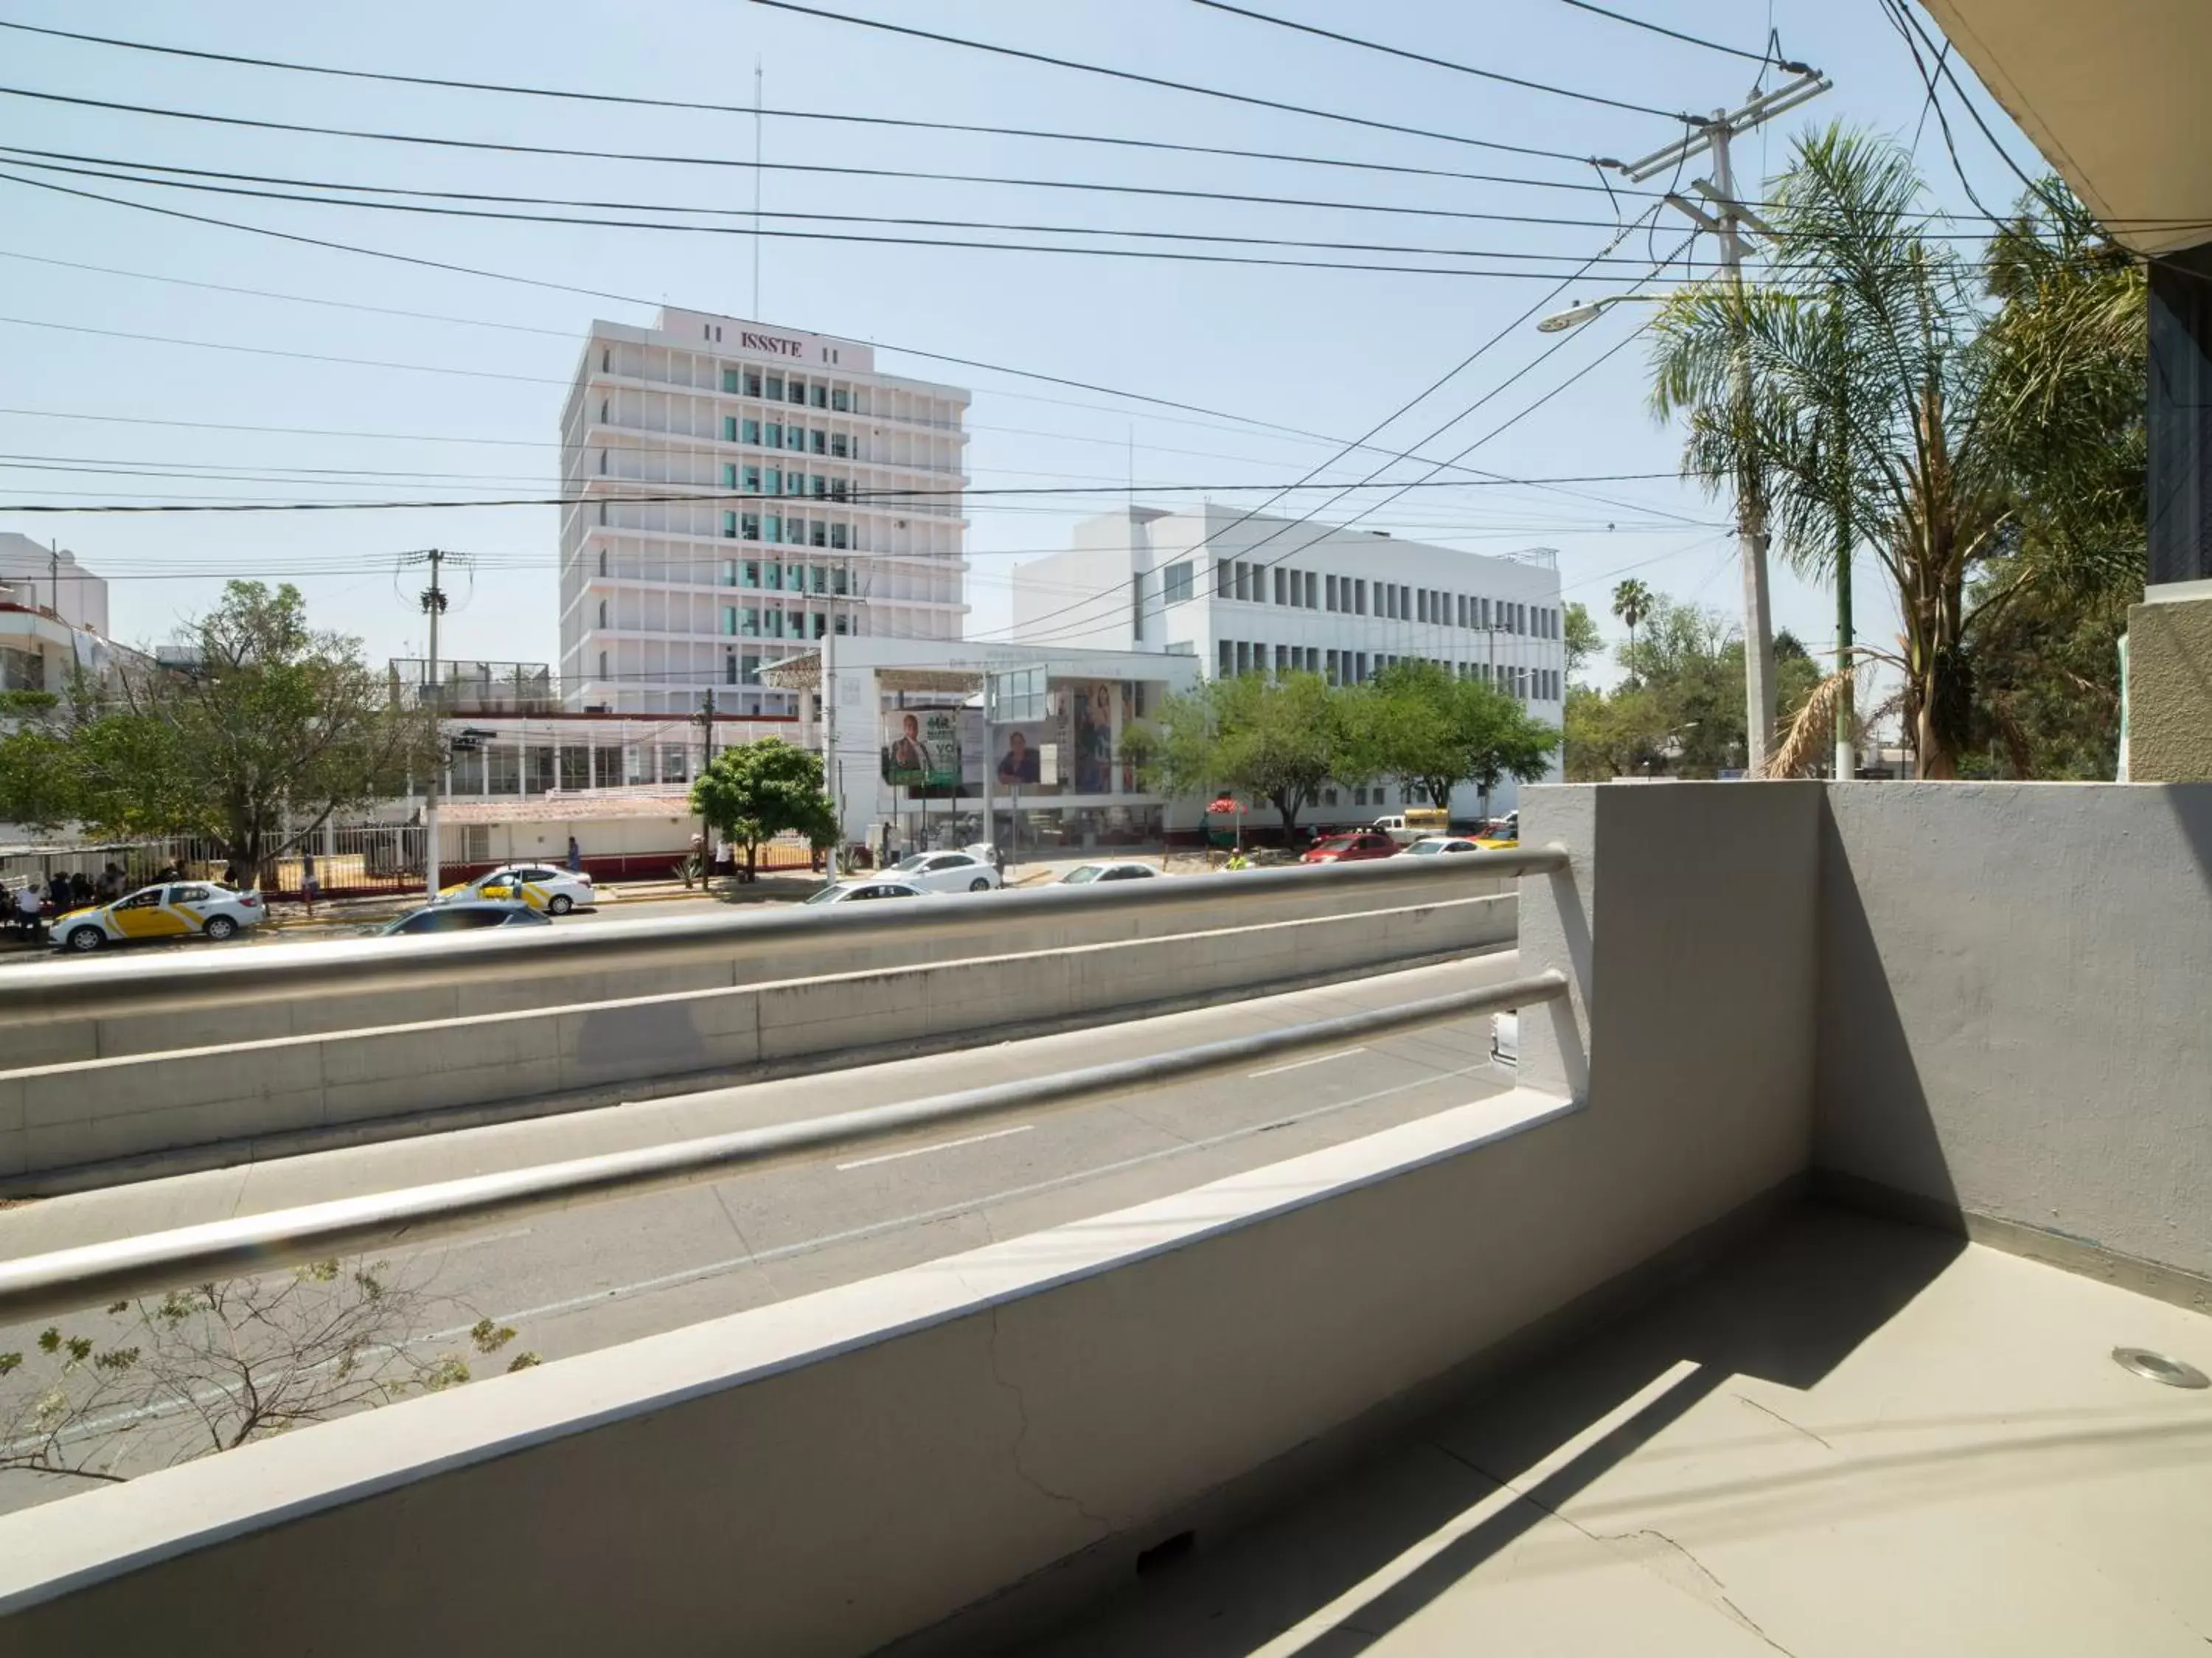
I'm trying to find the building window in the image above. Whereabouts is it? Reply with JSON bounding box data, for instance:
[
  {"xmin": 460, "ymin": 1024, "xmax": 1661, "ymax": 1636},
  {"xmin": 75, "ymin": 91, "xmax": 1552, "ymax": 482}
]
[
  {"xmin": 765, "ymin": 375, "xmax": 783, "ymax": 401},
  {"xmin": 598, "ymin": 450, "xmax": 608, "ymax": 475},
  {"xmin": 1233, "ymin": 561, "xmax": 1251, "ymax": 602},
  {"xmin": 722, "ymin": 367, "xmax": 740, "ymax": 393},
  {"xmin": 1354, "ymin": 579, "xmax": 1367, "ymax": 616},
  {"xmin": 809, "ymin": 429, "xmax": 827, "ymax": 454},
  {"xmin": 830, "ymin": 433, "xmax": 849, "ymax": 458},
  {"xmin": 601, "ymin": 347, "xmax": 611, "ymax": 372},
  {"xmin": 1271, "ymin": 567, "xmax": 1286, "ymax": 606},
  {"xmin": 596, "ymin": 599, "xmax": 608, "ymax": 629},
  {"xmin": 723, "ymin": 417, "xmax": 738, "ymax": 442},
  {"xmin": 597, "ymin": 548, "xmax": 607, "ymax": 576},
  {"xmin": 1217, "ymin": 558, "xmax": 1232, "ymax": 597},
  {"xmin": 1220, "ymin": 638, "xmax": 1234, "ymax": 678},
  {"xmin": 1355, "ymin": 651, "xmax": 1368, "ymax": 682},
  {"xmin": 787, "ymin": 378, "xmax": 807, "ymax": 405},
  {"xmin": 810, "ymin": 384, "xmax": 827, "ymax": 408},
  {"xmin": 1417, "ymin": 590, "xmax": 1429, "ymax": 623},
  {"xmin": 1325, "ymin": 574, "xmax": 1338, "ymax": 611},
  {"xmin": 1162, "ymin": 560, "xmax": 1193, "ymax": 605},
  {"xmin": 723, "ymin": 648, "xmax": 739, "ymax": 685},
  {"xmin": 742, "ymin": 418, "xmax": 761, "ymax": 445},
  {"xmin": 722, "ymin": 511, "xmax": 737, "ymax": 538},
  {"xmin": 1131, "ymin": 569, "xmax": 1150, "ymax": 642},
  {"xmin": 831, "ymin": 388, "xmax": 850, "ymax": 412},
  {"xmin": 1235, "ymin": 640, "xmax": 1251, "ymax": 676}
]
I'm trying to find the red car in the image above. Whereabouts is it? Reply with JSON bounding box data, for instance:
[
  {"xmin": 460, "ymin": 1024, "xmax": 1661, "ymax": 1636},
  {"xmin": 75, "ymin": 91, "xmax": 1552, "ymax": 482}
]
[{"xmin": 1300, "ymin": 832, "xmax": 1398, "ymax": 865}]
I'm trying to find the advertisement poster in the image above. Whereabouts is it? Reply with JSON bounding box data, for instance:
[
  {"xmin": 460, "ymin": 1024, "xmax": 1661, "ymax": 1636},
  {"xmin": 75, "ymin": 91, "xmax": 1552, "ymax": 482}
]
[
  {"xmin": 1062, "ymin": 679, "xmax": 1116, "ymax": 795},
  {"xmin": 881, "ymin": 708, "xmax": 961, "ymax": 788}
]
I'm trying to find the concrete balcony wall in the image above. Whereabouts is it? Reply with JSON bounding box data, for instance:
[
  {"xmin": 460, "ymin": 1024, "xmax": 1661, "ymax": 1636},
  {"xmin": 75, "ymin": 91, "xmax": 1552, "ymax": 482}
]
[{"xmin": 1813, "ymin": 781, "xmax": 2212, "ymax": 1293}]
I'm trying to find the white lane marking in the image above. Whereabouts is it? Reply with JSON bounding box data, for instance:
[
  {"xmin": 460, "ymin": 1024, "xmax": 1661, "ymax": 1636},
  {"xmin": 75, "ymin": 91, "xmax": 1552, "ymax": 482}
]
[
  {"xmin": 1248, "ymin": 1045, "xmax": 1368, "ymax": 1079},
  {"xmin": 479, "ymin": 1058, "xmax": 1495, "ymax": 1331},
  {"xmin": 836, "ymin": 1124, "xmax": 1034, "ymax": 1171},
  {"xmin": 32, "ymin": 1058, "xmax": 1495, "ymax": 1448}
]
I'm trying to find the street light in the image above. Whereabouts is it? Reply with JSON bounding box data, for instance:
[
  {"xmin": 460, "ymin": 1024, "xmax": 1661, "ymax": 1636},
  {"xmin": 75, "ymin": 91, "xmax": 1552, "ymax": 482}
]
[{"xmin": 1534, "ymin": 293, "xmax": 1671, "ymax": 333}]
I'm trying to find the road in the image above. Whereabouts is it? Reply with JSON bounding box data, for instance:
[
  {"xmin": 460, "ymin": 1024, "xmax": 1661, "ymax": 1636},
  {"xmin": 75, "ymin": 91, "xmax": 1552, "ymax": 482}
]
[{"xmin": 0, "ymin": 953, "xmax": 1518, "ymax": 1505}]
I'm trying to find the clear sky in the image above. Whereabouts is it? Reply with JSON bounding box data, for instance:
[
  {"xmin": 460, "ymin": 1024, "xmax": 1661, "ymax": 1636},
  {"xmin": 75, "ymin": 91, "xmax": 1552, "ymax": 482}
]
[{"xmin": 0, "ymin": 1, "xmax": 2048, "ymax": 698}]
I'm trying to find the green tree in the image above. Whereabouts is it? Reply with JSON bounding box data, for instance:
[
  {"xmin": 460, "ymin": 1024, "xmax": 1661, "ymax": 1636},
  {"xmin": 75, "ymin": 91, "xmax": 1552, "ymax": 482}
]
[
  {"xmin": 1610, "ymin": 580, "xmax": 1654, "ymax": 681},
  {"xmin": 689, "ymin": 736, "xmax": 838, "ymax": 881},
  {"xmin": 1123, "ymin": 670, "xmax": 1357, "ymax": 838},
  {"xmin": 1649, "ymin": 128, "xmax": 2143, "ymax": 777},
  {"xmin": 1562, "ymin": 602, "xmax": 1604, "ymax": 682},
  {"xmin": 1356, "ymin": 660, "xmax": 1558, "ymax": 814},
  {"xmin": 1564, "ymin": 681, "xmax": 1669, "ymax": 780},
  {"xmin": 0, "ymin": 583, "xmax": 428, "ymax": 872}
]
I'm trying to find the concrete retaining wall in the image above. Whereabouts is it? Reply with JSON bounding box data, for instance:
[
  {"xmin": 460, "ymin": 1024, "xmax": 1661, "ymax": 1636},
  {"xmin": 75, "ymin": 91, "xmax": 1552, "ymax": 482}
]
[
  {"xmin": 0, "ymin": 890, "xmax": 1513, "ymax": 1184},
  {"xmin": 0, "ymin": 859, "xmax": 1523, "ymax": 1069}
]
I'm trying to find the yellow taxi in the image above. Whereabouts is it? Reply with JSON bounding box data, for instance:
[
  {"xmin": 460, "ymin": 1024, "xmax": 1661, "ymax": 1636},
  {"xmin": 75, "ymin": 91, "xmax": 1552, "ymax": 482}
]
[
  {"xmin": 52, "ymin": 881, "xmax": 266, "ymax": 953},
  {"xmin": 437, "ymin": 863, "xmax": 598, "ymax": 916}
]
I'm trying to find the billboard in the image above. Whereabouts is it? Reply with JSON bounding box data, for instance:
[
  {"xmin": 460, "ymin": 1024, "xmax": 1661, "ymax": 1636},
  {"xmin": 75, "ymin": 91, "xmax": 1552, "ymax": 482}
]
[{"xmin": 881, "ymin": 708, "xmax": 962, "ymax": 788}]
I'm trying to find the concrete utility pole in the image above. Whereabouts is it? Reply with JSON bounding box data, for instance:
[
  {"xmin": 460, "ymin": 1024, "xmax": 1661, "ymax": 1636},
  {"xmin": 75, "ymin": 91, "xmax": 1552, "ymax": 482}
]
[
  {"xmin": 1615, "ymin": 68, "xmax": 1830, "ymax": 777},
  {"xmin": 821, "ymin": 592, "xmax": 838, "ymax": 870},
  {"xmin": 411, "ymin": 549, "xmax": 453, "ymax": 898}
]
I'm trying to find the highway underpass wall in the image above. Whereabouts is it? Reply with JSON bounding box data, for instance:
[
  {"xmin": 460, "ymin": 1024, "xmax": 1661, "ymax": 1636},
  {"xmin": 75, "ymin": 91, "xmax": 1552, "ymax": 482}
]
[{"xmin": 0, "ymin": 884, "xmax": 1514, "ymax": 1187}]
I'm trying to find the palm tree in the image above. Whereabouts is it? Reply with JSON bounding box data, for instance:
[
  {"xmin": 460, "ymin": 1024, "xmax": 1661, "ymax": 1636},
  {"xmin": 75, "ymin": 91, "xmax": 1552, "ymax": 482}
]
[
  {"xmin": 1649, "ymin": 126, "xmax": 2141, "ymax": 778},
  {"xmin": 1611, "ymin": 580, "xmax": 1654, "ymax": 683}
]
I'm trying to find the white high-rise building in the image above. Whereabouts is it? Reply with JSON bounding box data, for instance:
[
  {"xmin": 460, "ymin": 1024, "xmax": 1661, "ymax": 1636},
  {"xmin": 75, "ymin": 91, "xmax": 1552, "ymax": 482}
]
[{"xmin": 558, "ymin": 309, "xmax": 970, "ymax": 716}]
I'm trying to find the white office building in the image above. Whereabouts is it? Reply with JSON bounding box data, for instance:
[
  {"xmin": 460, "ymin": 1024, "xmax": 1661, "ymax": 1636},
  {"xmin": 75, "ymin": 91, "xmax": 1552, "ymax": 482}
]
[
  {"xmin": 558, "ymin": 309, "xmax": 970, "ymax": 717},
  {"xmin": 1011, "ymin": 505, "xmax": 1568, "ymax": 818}
]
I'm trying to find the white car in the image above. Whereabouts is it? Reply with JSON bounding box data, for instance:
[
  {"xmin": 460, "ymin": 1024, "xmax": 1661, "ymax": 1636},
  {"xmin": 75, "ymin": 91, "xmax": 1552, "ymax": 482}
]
[
  {"xmin": 52, "ymin": 881, "xmax": 266, "ymax": 952},
  {"xmin": 1404, "ymin": 836, "xmax": 1486, "ymax": 857},
  {"xmin": 1491, "ymin": 1012, "xmax": 1519, "ymax": 1068},
  {"xmin": 801, "ymin": 878, "xmax": 929, "ymax": 906},
  {"xmin": 883, "ymin": 850, "xmax": 1002, "ymax": 894},
  {"xmin": 1057, "ymin": 861, "xmax": 1161, "ymax": 885},
  {"xmin": 438, "ymin": 863, "xmax": 597, "ymax": 915}
]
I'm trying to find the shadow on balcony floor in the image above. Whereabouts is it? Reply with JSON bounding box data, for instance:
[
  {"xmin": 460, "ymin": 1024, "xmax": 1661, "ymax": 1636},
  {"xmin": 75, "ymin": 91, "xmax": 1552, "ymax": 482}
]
[{"xmin": 1010, "ymin": 1204, "xmax": 2212, "ymax": 1656}]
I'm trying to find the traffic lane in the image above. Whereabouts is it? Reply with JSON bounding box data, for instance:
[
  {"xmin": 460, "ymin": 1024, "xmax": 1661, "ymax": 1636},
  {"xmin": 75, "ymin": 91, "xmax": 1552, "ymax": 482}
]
[
  {"xmin": 0, "ymin": 951, "xmax": 1522, "ymax": 1255},
  {"xmin": 0, "ymin": 1019, "xmax": 1511, "ymax": 1512},
  {"xmin": 394, "ymin": 1018, "xmax": 1509, "ymax": 1363}
]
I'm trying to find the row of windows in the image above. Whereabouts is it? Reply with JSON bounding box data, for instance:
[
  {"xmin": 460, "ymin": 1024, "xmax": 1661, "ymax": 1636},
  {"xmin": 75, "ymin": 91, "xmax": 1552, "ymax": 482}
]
[
  {"xmin": 723, "ymin": 511, "xmax": 852, "ymax": 547},
  {"xmin": 601, "ymin": 349, "xmax": 854, "ymax": 412},
  {"xmin": 1208, "ymin": 556, "xmax": 1557, "ymax": 639},
  {"xmin": 722, "ymin": 607, "xmax": 853, "ymax": 641},
  {"xmin": 1214, "ymin": 640, "xmax": 1562, "ymax": 701}
]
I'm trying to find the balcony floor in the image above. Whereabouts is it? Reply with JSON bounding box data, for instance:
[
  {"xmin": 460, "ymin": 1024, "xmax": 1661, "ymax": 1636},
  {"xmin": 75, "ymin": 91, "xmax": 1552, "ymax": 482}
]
[{"xmin": 1015, "ymin": 1205, "xmax": 2212, "ymax": 1657}]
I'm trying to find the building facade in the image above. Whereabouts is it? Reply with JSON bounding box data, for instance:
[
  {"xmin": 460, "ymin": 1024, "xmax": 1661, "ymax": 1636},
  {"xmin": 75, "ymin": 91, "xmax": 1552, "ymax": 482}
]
[
  {"xmin": 0, "ymin": 534, "xmax": 141, "ymax": 726},
  {"xmin": 557, "ymin": 309, "xmax": 970, "ymax": 718},
  {"xmin": 1010, "ymin": 506, "xmax": 1568, "ymax": 818}
]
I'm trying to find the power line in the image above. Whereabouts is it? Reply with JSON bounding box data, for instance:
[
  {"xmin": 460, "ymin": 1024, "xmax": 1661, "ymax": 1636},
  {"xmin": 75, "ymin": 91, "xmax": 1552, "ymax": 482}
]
[
  {"xmin": 0, "ymin": 146, "xmax": 1753, "ymax": 266},
  {"xmin": 743, "ymin": 0, "xmax": 1600, "ymax": 165},
  {"xmin": 981, "ymin": 213, "xmax": 1680, "ymax": 645},
  {"xmin": 1185, "ymin": 1, "xmax": 1686, "ymax": 122},
  {"xmin": 1551, "ymin": 0, "xmax": 1791, "ymax": 68},
  {"xmin": 0, "ymin": 157, "xmax": 1689, "ymax": 280},
  {"xmin": 0, "ymin": 167, "xmax": 1715, "ymax": 520},
  {"xmin": 0, "ymin": 21, "xmax": 1599, "ymax": 187}
]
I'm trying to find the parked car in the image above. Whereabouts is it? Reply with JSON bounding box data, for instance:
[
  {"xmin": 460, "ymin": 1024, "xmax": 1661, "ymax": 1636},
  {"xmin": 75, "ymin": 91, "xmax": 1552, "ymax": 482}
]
[
  {"xmin": 1300, "ymin": 832, "xmax": 1399, "ymax": 865},
  {"xmin": 1403, "ymin": 836, "xmax": 1486, "ymax": 856},
  {"xmin": 883, "ymin": 850, "xmax": 1002, "ymax": 894},
  {"xmin": 1057, "ymin": 861, "xmax": 1160, "ymax": 885},
  {"xmin": 1371, "ymin": 809, "xmax": 1450, "ymax": 846},
  {"xmin": 51, "ymin": 881, "xmax": 265, "ymax": 953},
  {"xmin": 438, "ymin": 864, "xmax": 597, "ymax": 915},
  {"xmin": 379, "ymin": 901, "xmax": 552, "ymax": 937},
  {"xmin": 801, "ymin": 878, "xmax": 929, "ymax": 906}
]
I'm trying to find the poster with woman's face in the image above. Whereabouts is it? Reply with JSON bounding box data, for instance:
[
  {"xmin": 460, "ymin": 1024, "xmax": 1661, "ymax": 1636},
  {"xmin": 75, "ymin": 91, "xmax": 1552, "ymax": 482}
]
[
  {"xmin": 1071, "ymin": 681, "xmax": 1112, "ymax": 794},
  {"xmin": 1120, "ymin": 682, "xmax": 1135, "ymax": 792}
]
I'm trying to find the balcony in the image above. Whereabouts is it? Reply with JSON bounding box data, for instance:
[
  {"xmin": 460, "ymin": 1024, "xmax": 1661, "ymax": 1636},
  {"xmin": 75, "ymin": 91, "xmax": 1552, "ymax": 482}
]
[{"xmin": 0, "ymin": 784, "xmax": 2205, "ymax": 1654}]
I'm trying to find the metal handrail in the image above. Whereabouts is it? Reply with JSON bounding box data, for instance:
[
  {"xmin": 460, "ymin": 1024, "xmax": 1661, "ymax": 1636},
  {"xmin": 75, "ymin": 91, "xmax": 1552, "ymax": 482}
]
[
  {"xmin": 0, "ymin": 847, "xmax": 1565, "ymax": 1023},
  {"xmin": 0, "ymin": 968, "xmax": 1567, "ymax": 1322}
]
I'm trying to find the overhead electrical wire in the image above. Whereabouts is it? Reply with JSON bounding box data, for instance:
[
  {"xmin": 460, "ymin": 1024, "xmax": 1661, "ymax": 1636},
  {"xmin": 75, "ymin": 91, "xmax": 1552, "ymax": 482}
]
[
  {"xmin": 0, "ymin": 14, "xmax": 1600, "ymax": 172},
  {"xmin": 1550, "ymin": 0, "xmax": 1792, "ymax": 68},
  {"xmin": 975, "ymin": 209, "xmax": 1674, "ymax": 645},
  {"xmin": 1001, "ymin": 230, "xmax": 1700, "ymax": 648},
  {"xmin": 1184, "ymin": 0, "xmax": 1685, "ymax": 121},
  {"xmin": 0, "ymin": 155, "xmax": 1692, "ymax": 281},
  {"xmin": 742, "ymin": 0, "xmax": 1601, "ymax": 166}
]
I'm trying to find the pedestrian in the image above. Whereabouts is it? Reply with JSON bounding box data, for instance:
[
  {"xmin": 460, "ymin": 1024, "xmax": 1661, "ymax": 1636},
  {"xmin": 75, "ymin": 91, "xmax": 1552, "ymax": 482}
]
[
  {"xmin": 68, "ymin": 872, "xmax": 91, "ymax": 909},
  {"xmin": 49, "ymin": 872, "xmax": 72, "ymax": 915},
  {"xmin": 566, "ymin": 835, "xmax": 582, "ymax": 876},
  {"xmin": 15, "ymin": 881, "xmax": 44, "ymax": 940},
  {"xmin": 300, "ymin": 851, "xmax": 321, "ymax": 915}
]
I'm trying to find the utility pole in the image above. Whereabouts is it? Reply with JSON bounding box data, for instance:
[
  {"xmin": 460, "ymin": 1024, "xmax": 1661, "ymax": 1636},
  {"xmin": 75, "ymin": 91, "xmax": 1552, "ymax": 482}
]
[
  {"xmin": 1615, "ymin": 68, "xmax": 1830, "ymax": 777},
  {"xmin": 700, "ymin": 684, "xmax": 716, "ymax": 768},
  {"xmin": 821, "ymin": 591, "xmax": 838, "ymax": 870},
  {"xmin": 47, "ymin": 539, "xmax": 58, "ymax": 618},
  {"xmin": 408, "ymin": 549, "xmax": 453, "ymax": 899}
]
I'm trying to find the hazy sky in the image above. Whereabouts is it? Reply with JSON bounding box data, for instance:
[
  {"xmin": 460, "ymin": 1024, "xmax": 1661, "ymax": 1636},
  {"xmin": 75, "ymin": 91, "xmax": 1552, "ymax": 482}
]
[{"xmin": 0, "ymin": 1, "xmax": 2045, "ymax": 692}]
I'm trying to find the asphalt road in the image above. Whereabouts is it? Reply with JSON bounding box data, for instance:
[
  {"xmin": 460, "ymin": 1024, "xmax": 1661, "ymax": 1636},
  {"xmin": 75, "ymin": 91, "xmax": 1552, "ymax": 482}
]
[{"xmin": 0, "ymin": 954, "xmax": 1518, "ymax": 1506}]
